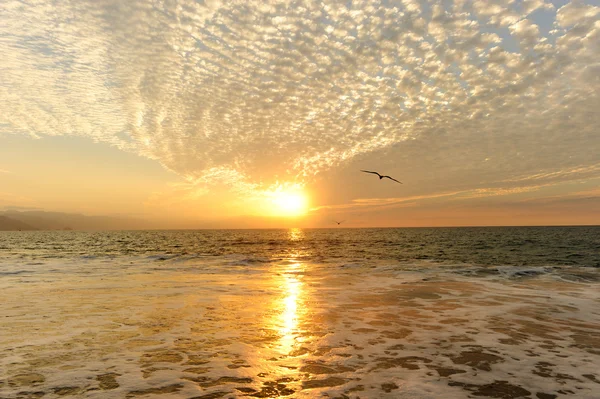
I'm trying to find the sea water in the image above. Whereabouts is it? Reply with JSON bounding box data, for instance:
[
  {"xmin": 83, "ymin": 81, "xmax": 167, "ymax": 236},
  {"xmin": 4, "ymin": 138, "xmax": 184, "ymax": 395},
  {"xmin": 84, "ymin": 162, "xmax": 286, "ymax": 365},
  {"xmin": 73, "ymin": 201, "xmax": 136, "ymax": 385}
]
[{"xmin": 1, "ymin": 227, "xmax": 599, "ymax": 398}]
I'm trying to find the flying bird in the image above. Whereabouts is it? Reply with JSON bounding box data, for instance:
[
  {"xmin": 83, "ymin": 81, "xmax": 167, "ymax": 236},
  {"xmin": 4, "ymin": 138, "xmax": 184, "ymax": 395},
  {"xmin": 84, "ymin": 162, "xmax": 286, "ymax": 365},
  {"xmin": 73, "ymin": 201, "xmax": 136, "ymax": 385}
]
[
  {"xmin": 334, "ymin": 220, "xmax": 344, "ymax": 225},
  {"xmin": 360, "ymin": 170, "xmax": 403, "ymax": 184}
]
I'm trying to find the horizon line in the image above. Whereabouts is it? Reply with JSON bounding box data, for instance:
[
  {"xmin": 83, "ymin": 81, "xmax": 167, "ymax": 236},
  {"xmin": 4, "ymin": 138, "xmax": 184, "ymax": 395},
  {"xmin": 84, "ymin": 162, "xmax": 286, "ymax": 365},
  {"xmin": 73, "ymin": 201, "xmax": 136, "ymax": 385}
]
[{"xmin": 2, "ymin": 224, "xmax": 599, "ymax": 232}]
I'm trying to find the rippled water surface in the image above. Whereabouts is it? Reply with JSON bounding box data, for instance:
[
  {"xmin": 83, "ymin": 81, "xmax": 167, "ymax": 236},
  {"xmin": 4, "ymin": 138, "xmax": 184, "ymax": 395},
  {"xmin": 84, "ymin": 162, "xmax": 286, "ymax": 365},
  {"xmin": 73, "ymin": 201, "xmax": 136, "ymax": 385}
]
[
  {"xmin": 2, "ymin": 226, "xmax": 600, "ymax": 266},
  {"xmin": 1, "ymin": 227, "xmax": 599, "ymax": 398}
]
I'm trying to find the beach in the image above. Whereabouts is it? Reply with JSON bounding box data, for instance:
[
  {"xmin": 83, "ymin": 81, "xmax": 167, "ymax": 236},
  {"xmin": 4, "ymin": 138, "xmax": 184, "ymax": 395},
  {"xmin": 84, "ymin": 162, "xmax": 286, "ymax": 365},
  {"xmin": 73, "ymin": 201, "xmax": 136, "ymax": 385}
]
[{"xmin": 1, "ymin": 228, "xmax": 599, "ymax": 398}]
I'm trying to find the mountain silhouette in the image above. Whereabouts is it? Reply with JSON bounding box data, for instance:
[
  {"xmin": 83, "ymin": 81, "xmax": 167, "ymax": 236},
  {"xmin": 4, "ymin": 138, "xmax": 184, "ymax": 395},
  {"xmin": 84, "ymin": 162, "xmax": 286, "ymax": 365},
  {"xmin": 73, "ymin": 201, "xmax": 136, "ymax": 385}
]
[{"xmin": 0, "ymin": 215, "xmax": 37, "ymax": 231}]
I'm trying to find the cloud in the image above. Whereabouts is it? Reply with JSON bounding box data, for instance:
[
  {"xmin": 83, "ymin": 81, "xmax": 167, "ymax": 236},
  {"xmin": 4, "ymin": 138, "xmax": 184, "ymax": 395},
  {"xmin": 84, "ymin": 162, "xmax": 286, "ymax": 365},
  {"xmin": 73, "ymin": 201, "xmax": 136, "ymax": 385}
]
[
  {"xmin": 556, "ymin": 0, "xmax": 600, "ymax": 27},
  {"xmin": 313, "ymin": 190, "xmax": 465, "ymax": 212},
  {"xmin": 515, "ymin": 186, "xmax": 600, "ymax": 205},
  {"xmin": 1, "ymin": 0, "xmax": 599, "ymax": 198},
  {"xmin": 314, "ymin": 175, "xmax": 600, "ymax": 214},
  {"xmin": 509, "ymin": 19, "xmax": 540, "ymax": 49},
  {"xmin": 500, "ymin": 163, "xmax": 600, "ymax": 184}
]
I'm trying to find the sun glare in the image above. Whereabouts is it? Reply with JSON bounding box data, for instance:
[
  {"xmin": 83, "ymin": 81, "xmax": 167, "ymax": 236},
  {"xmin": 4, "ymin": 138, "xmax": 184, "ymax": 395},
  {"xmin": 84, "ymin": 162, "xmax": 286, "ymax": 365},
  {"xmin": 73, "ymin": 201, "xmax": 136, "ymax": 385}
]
[{"xmin": 272, "ymin": 191, "xmax": 308, "ymax": 217}]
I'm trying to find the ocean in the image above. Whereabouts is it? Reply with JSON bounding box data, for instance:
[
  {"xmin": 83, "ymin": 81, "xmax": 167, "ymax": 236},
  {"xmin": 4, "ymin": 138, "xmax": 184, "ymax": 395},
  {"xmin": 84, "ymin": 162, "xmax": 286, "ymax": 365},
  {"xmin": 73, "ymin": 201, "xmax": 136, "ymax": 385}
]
[{"xmin": 1, "ymin": 227, "xmax": 599, "ymax": 398}]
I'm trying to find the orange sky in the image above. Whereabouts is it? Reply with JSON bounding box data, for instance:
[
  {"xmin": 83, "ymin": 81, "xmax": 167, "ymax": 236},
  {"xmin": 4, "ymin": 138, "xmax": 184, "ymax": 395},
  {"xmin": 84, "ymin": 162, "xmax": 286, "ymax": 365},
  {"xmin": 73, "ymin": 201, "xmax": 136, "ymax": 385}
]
[{"xmin": 1, "ymin": 1, "xmax": 599, "ymax": 228}]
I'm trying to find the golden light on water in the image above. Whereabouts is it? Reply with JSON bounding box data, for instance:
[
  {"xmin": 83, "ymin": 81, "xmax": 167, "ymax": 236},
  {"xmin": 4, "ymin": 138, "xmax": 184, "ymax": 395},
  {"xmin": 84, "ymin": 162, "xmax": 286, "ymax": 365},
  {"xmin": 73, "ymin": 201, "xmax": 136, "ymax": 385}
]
[
  {"xmin": 275, "ymin": 230, "xmax": 307, "ymax": 355},
  {"xmin": 287, "ymin": 227, "xmax": 305, "ymax": 242},
  {"xmin": 278, "ymin": 262, "xmax": 304, "ymax": 354}
]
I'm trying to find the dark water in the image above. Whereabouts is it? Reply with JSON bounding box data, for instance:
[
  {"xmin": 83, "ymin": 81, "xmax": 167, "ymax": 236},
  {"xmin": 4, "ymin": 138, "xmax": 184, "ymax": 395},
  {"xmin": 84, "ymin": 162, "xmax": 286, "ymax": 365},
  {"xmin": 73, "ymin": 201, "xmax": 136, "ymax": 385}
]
[{"xmin": 1, "ymin": 226, "xmax": 598, "ymax": 267}]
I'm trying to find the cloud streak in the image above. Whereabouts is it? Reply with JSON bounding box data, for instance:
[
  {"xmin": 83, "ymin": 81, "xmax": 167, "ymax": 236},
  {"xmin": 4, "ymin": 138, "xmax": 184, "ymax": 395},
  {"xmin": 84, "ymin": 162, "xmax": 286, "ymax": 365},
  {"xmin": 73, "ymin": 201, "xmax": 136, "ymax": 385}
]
[
  {"xmin": 1, "ymin": 0, "xmax": 599, "ymax": 196},
  {"xmin": 315, "ymin": 176, "xmax": 600, "ymax": 213}
]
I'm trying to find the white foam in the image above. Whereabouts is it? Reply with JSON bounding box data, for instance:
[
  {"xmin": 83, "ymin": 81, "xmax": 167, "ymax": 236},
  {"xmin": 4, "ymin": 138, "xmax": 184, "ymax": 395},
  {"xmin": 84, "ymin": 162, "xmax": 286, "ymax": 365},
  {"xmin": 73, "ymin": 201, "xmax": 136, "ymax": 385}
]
[{"xmin": 1, "ymin": 258, "xmax": 599, "ymax": 398}]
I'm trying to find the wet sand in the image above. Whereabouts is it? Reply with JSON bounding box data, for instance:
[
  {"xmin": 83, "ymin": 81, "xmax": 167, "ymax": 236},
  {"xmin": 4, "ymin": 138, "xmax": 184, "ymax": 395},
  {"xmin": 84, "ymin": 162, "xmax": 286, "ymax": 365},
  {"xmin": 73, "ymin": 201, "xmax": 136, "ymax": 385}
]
[{"xmin": 1, "ymin": 258, "xmax": 599, "ymax": 398}]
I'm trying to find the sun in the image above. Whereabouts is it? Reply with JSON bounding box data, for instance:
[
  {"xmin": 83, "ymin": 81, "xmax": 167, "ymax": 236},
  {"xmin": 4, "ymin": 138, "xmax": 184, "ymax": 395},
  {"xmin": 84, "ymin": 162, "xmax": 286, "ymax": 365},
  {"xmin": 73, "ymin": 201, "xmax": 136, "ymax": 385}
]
[
  {"xmin": 271, "ymin": 191, "xmax": 308, "ymax": 217},
  {"xmin": 259, "ymin": 183, "xmax": 310, "ymax": 218}
]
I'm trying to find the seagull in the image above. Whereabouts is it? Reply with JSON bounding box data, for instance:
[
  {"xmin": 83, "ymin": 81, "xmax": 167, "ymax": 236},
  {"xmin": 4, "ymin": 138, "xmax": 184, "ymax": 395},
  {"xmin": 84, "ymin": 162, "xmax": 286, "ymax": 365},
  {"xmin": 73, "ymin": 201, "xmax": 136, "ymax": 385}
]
[
  {"xmin": 333, "ymin": 220, "xmax": 344, "ymax": 225},
  {"xmin": 360, "ymin": 170, "xmax": 403, "ymax": 184}
]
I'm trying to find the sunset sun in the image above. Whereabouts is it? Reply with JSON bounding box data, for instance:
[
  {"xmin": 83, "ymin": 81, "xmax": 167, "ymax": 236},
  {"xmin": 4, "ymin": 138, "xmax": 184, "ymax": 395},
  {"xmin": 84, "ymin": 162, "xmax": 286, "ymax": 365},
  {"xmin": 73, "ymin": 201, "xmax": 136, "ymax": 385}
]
[{"xmin": 271, "ymin": 191, "xmax": 308, "ymax": 217}]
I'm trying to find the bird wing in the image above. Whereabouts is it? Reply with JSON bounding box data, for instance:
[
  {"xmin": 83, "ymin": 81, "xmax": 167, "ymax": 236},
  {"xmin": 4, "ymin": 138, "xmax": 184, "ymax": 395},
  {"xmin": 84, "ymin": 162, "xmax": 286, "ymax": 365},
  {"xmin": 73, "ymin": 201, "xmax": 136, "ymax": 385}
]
[
  {"xmin": 383, "ymin": 175, "xmax": 403, "ymax": 184},
  {"xmin": 361, "ymin": 170, "xmax": 380, "ymax": 176}
]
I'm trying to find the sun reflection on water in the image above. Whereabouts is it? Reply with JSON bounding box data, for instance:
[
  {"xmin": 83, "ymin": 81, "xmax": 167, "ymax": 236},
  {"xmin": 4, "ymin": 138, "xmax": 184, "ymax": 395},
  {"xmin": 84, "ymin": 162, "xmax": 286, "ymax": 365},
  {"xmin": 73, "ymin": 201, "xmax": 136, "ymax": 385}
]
[
  {"xmin": 287, "ymin": 227, "xmax": 305, "ymax": 242},
  {"xmin": 277, "ymin": 261, "xmax": 305, "ymax": 355},
  {"xmin": 285, "ymin": 227, "xmax": 313, "ymax": 259}
]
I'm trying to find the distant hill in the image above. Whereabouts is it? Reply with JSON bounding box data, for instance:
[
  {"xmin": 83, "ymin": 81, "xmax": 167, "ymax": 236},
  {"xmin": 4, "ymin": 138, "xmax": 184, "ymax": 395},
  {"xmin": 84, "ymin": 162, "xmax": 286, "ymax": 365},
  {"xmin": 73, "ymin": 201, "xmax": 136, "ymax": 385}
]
[
  {"xmin": 0, "ymin": 210, "xmax": 151, "ymax": 231},
  {"xmin": 0, "ymin": 215, "xmax": 37, "ymax": 231}
]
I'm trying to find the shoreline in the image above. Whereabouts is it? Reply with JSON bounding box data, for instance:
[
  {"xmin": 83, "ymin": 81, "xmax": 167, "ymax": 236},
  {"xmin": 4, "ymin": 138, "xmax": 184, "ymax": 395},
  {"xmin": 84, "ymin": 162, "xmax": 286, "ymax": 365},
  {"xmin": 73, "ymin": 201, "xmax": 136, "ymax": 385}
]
[{"xmin": 2, "ymin": 258, "xmax": 599, "ymax": 398}]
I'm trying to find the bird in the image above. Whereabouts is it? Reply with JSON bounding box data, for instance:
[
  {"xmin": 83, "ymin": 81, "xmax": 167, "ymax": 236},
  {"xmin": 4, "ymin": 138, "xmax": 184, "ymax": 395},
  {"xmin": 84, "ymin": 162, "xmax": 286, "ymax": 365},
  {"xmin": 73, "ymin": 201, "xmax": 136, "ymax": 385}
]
[
  {"xmin": 333, "ymin": 220, "xmax": 344, "ymax": 225},
  {"xmin": 360, "ymin": 170, "xmax": 402, "ymax": 184}
]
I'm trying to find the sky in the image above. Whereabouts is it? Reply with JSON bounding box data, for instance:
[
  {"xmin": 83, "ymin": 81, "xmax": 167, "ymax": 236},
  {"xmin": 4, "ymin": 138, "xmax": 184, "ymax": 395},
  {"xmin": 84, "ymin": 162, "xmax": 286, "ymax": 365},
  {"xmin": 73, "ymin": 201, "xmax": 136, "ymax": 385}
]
[{"xmin": 1, "ymin": 0, "xmax": 599, "ymax": 228}]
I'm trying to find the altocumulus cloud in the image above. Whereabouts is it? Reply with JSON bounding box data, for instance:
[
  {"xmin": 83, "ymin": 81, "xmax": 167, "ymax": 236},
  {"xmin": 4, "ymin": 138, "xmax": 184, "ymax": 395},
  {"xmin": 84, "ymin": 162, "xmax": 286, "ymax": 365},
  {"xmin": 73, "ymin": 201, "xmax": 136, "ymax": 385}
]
[{"xmin": 1, "ymin": 0, "xmax": 599, "ymax": 194}]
